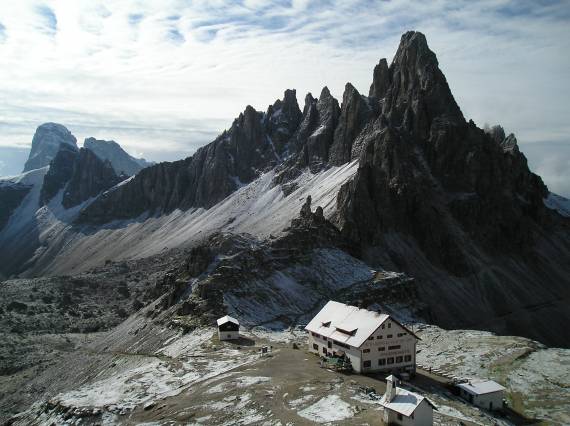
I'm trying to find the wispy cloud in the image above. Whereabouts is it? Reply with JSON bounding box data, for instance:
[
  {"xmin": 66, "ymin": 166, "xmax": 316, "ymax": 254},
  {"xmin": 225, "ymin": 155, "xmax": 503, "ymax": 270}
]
[
  {"xmin": 35, "ymin": 4, "xmax": 57, "ymax": 36},
  {"xmin": 0, "ymin": 0, "xmax": 569, "ymax": 194}
]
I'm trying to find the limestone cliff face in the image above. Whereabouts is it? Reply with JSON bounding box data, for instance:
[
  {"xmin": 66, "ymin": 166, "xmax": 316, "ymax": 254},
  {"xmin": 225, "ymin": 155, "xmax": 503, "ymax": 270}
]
[
  {"xmin": 40, "ymin": 146, "xmax": 121, "ymax": 208},
  {"xmin": 83, "ymin": 138, "xmax": 152, "ymax": 177},
  {"xmin": 78, "ymin": 89, "xmax": 318, "ymax": 223},
  {"xmin": 23, "ymin": 123, "xmax": 77, "ymax": 173},
  {"xmin": 333, "ymin": 31, "xmax": 569, "ymax": 346}
]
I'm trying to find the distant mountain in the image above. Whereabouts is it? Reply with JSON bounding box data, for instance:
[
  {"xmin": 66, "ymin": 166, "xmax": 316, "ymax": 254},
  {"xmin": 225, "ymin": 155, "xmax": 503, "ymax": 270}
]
[
  {"xmin": 83, "ymin": 137, "xmax": 153, "ymax": 177},
  {"xmin": 22, "ymin": 123, "xmax": 77, "ymax": 172}
]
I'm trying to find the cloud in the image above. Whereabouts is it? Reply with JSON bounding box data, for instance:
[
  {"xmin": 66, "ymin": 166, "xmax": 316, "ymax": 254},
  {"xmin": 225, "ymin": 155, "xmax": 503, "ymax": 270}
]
[{"xmin": 0, "ymin": 0, "xmax": 568, "ymax": 196}]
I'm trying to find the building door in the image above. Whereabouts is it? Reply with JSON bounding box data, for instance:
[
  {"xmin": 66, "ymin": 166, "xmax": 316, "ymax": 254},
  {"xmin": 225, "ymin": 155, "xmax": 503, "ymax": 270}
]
[{"xmin": 327, "ymin": 341, "xmax": 332, "ymax": 349}]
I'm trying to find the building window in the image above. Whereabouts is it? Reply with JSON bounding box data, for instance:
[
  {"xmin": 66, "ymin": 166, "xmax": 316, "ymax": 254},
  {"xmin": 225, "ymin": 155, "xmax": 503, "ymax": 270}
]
[
  {"xmin": 387, "ymin": 334, "xmax": 393, "ymax": 339},
  {"xmin": 368, "ymin": 336, "xmax": 374, "ymax": 340},
  {"xmin": 323, "ymin": 337, "xmax": 328, "ymax": 341},
  {"xmin": 404, "ymin": 355, "xmax": 412, "ymax": 362},
  {"xmin": 396, "ymin": 356, "xmax": 403, "ymax": 363},
  {"xmin": 379, "ymin": 358, "xmax": 386, "ymax": 366},
  {"xmin": 397, "ymin": 413, "xmax": 403, "ymax": 420},
  {"xmin": 388, "ymin": 345, "xmax": 401, "ymax": 350},
  {"xmin": 363, "ymin": 349, "xmax": 370, "ymax": 353},
  {"xmin": 388, "ymin": 322, "xmax": 391, "ymax": 328},
  {"xmin": 322, "ymin": 347, "xmax": 327, "ymax": 354},
  {"xmin": 381, "ymin": 324, "xmax": 385, "ymax": 329},
  {"xmin": 398, "ymin": 332, "xmax": 406, "ymax": 337},
  {"xmin": 313, "ymin": 343, "xmax": 318, "ymax": 350},
  {"xmin": 387, "ymin": 357, "xmax": 394, "ymax": 364},
  {"xmin": 377, "ymin": 335, "xmax": 383, "ymax": 339},
  {"xmin": 378, "ymin": 347, "xmax": 385, "ymax": 351},
  {"xmin": 363, "ymin": 360, "xmax": 371, "ymax": 368}
]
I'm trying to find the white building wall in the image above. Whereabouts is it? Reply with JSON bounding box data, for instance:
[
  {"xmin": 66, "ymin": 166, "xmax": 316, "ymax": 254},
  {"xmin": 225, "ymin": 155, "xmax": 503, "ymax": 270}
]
[
  {"xmin": 383, "ymin": 400, "xmax": 433, "ymax": 426},
  {"xmin": 218, "ymin": 330, "xmax": 240, "ymax": 340},
  {"xmin": 307, "ymin": 319, "xmax": 417, "ymax": 374},
  {"xmin": 359, "ymin": 319, "xmax": 417, "ymax": 373},
  {"xmin": 460, "ymin": 389, "xmax": 504, "ymax": 410},
  {"xmin": 414, "ymin": 400, "xmax": 434, "ymax": 426}
]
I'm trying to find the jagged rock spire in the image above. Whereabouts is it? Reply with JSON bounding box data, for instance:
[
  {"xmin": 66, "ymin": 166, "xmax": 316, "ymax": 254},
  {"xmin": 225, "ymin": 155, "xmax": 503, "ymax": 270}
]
[
  {"xmin": 369, "ymin": 58, "xmax": 390, "ymax": 99},
  {"xmin": 382, "ymin": 31, "xmax": 464, "ymax": 137}
]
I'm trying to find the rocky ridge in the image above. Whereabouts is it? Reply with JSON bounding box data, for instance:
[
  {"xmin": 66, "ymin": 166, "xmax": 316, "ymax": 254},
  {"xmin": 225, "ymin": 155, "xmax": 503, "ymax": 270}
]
[
  {"xmin": 83, "ymin": 137, "xmax": 152, "ymax": 176},
  {"xmin": 40, "ymin": 146, "xmax": 122, "ymax": 208}
]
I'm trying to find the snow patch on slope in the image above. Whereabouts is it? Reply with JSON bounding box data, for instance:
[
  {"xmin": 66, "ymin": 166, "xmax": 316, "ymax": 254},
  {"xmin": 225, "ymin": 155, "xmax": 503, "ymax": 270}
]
[
  {"xmin": 297, "ymin": 395, "xmax": 356, "ymax": 423},
  {"xmin": 27, "ymin": 160, "xmax": 359, "ymax": 275},
  {"xmin": 224, "ymin": 248, "xmax": 374, "ymax": 327}
]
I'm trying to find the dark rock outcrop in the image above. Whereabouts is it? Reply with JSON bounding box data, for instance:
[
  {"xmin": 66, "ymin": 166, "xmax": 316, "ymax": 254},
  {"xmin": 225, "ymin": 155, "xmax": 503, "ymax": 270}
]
[
  {"xmin": 39, "ymin": 144, "xmax": 78, "ymax": 206},
  {"xmin": 77, "ymin": 90, "xmax": 304, "ymax": 224},
  {"xmin": 62, "ymin": 148, "xmax": 122, "ymax": 209},
  {"xmin": 296, "ymin": 87, "xmax": 341, "ymax": 167},
  {"xmin": 84, "ymin": 137, "xmax": 152, "ymax": 176},
  {"xmin": 40, "ymin": 146, "xmax": 122, "ymax": 208},
  {"xmin": 23, "ymin": 123, "xmax": 77, "ymax": 172},
  {"xmin": 334, "ymin": 31, "xmax": 569, "ymax": 346},
  {"xmin": 0, "ymin": 183, "xmax": 32, "ymax": 231},
  {"xmin": 329, "ymin": 83, "xmax": 376, "ymax": 166},
  {"xmin": 369, "ymin": 58, "xmax": 390, "ymax": 99}
]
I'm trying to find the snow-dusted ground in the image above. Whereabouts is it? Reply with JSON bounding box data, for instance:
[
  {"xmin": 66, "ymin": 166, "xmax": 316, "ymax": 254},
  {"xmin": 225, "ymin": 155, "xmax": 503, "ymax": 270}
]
[
  {"xmin": 297, "ymin": 395, "xmax": 357, "ymax": 423},
  {"xmin": 51, "ymin": 328, "xmax": 259, "ymax": 414},
  {"xmin": 224, "ymin": 247, "xmax": 375, "ymax": 327},
  {"xmin": 1, "ymin": 160, "xmax": 359, "ymax": 276},
  {"xmin": 416, "ymin": 324, "xmax": 570, "ymax": 425}
]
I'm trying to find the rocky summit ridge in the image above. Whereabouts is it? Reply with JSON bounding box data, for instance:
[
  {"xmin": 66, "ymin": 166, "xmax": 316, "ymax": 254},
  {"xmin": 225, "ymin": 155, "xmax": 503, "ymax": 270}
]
[{"xmin": 0, "ymin": 31, "xmax": 569, "ymax": 347}]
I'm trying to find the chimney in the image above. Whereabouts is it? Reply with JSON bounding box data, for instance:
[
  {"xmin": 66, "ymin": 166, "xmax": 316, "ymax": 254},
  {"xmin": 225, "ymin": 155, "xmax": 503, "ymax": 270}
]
[{"xmin": 385, "ymin": 375, "xmax": 398, "ymax": 402}]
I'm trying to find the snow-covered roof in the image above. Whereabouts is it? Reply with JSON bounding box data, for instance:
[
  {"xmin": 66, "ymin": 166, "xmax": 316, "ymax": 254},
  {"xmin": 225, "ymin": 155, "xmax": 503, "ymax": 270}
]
[
  {"xmin": 305, "ymin": 301, "xmax": 391, "ymax": 348},
  {"xmin": 381, "ymin": 387, "xmax": 433, "ymax": 417},
  {"xmin": 457, "ymin": 380, "xmax": 505, "ymax": 395},
  {"xmin": 216, "ymin": 315, "xmax": 239, "ymax": 326}
]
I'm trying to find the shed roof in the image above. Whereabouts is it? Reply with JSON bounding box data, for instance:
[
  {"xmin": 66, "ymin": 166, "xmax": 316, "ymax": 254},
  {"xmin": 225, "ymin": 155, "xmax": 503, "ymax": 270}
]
[
  {"xmin": 305, "ymin": 301, "xmax": 395, "ymax": 348},
  {"xmin": 381, "ymin": 387, "xmax": 435, "ymax": 417},
  {"xmin": 216, "ymin": 315, "xmax": 239, "ymax": 326},
  {"xmin": 457, "ymin": 380, "xmax": 505, "ymax": 395}
]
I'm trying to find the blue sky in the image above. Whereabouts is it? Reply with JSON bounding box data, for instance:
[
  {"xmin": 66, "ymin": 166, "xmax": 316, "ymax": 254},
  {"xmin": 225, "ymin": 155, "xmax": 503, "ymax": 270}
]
[{"xmin": 0, "ymin": 0, "xmax": 569, "ymax": 196}]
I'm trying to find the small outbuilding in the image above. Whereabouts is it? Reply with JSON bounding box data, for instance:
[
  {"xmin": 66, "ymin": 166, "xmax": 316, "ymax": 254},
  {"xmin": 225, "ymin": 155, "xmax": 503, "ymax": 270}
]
[
  {"xmin": 216, "ymin": 315, "xmax": 240, "ymax": 341},
  {"xmin": 457, "ymin": 379, "xmax": 505, "ymax": 411},
  {"xmin": 381, "ymin": 375, "xmax": 435, "ymax": 426}
]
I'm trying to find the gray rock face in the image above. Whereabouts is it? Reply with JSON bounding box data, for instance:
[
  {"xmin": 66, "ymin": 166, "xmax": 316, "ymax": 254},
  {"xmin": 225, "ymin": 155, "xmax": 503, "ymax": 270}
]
[
  {"xmin": 39, "ymin": 144, "xmax": 78, "ymax": 206},
  {"xmin": 304, "ymin": 87, "xmax": 341, "ymax": 166},
  {"xmin": 329, "ymin": 83, "xmax": 376, "ymax": 166},
  {"xmin": 0, "ymin": 182, "xmax": 32, "ymax": 231},
  {"xmin": 78, "ymin": 90, "xmax": 304, "ymax": 224},
  {"xmin": 84, "ymin": 138, "xmax": 152, "ymax": 176},
  {"xmin": 23, "ymin": 123, "xmax": 77, "ymax": 172},
  {"xmin": 369, "ymin": 58, "xmax": 390, "ymax": 99},
  {"xmin": 62, "ymin": 148, "xmax": 122, "ymax": 209},
  {"xmin": 333, "ymin": 31, "xmax": 569, "ymax": 346},
  {"xmin": 40, "ymin": 145, "xmax": 121, "ymax": 208}
]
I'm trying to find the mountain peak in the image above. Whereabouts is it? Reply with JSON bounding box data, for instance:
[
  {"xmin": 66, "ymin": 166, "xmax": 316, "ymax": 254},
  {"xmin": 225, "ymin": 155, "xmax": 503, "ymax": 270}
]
[
  {"xmin": 84, "ymin": 137, "xmax": 152, "ymax": 176},
  {"xmin": 23, "ymin": 123, "xmax": 77, "ymax": 172},
  {"xmin": 369, "ymin": 58, "xmax": 390, "ymax": 99},
  {"xmin": 381, "ymin": 30, "xmax": 464, "ymax": 136}
]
